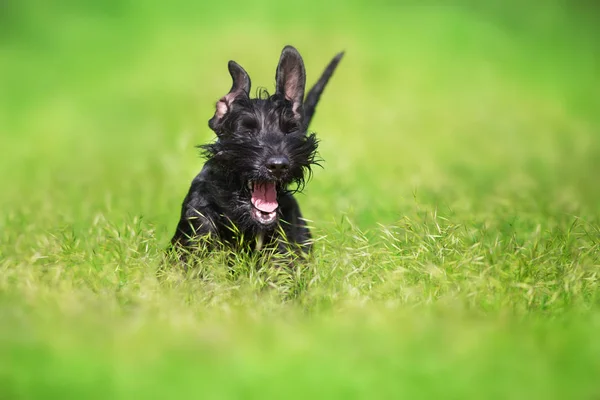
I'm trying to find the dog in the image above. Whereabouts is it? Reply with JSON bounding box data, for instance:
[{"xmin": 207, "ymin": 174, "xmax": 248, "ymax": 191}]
[{"xmin": 170, "ymin": 45, "xmax": 343, "ymax": 260}]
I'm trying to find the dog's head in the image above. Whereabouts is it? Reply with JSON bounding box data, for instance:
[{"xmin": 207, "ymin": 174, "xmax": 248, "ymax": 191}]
[{"xmin": 202, "ymin": 46, "xmax": 319, "ymax": 230}]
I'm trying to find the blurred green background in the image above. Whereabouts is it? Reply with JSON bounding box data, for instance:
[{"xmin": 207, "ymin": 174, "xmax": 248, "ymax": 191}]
[{"xmin": 1, "ymin": 1, "xmax": 599, "ymax": 398}]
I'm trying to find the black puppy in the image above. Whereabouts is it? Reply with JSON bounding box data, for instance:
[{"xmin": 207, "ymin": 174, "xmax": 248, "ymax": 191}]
[{"xmin": 170, "ymin": 46, "xmax": 343, "ymax": 258}]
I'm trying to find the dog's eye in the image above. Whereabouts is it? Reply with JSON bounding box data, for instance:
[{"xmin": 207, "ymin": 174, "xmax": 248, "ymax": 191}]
[
  {"xmin": 281, "ymin": 120, "xmax": 299, "ymax": 134},
  {"xmin": 240, "ymin": 118, "xmax": 258, "ymax": 133}
]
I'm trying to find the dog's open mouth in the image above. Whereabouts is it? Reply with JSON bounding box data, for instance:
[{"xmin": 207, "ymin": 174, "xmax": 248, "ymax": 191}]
[{"xmin": 248, "ymin": 181, "xmax": 278, "ymax": 225}]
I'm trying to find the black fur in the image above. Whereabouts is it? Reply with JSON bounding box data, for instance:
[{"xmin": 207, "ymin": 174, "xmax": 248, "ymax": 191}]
[{"xmin": 170, "ymin": 46, "xmax": 343, "ymax": 259}]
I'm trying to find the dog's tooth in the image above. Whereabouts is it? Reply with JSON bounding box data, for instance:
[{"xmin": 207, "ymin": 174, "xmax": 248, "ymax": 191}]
[{"xmin": 247, "ymin": 181, "xmax": 252, "ymax": 190}]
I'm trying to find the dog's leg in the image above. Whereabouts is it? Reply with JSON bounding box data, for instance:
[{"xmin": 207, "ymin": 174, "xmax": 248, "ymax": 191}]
[
  {"xmin": 169, "ymin": 175, "xmax": 220, "ymax": 258},
  {"xmin": 171, "ymin": 211, "xmax": 216, "ymax": 249},
  {"xmin": 277, "ymin": 193, "xmax": 312, "ymax": 255}
]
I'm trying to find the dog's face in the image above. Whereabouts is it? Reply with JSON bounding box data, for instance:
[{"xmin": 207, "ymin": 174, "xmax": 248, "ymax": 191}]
[{"xmin": 202, "ymin": 46, "xmax": 319, "ymax": 231}]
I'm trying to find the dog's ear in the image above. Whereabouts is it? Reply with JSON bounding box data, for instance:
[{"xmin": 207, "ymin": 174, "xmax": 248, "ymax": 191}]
[
  {"xmin": 275, "ymin": 46, "xmax": 306, "ymax": 120},
  {"xmin": 209, "ymin": 60, "xmax": 251, "ymax": 130}
]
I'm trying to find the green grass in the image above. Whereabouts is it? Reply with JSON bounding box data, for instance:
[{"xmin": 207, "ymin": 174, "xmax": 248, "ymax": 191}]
[{"xmin": 1, "ymin": 1, "xmax": 600, "ymax": 398}]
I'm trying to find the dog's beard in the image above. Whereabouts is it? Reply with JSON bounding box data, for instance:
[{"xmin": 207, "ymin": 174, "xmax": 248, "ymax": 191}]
[{"xmin": 233, "ymin": 175, "xmax": 307, "ymax": 232}]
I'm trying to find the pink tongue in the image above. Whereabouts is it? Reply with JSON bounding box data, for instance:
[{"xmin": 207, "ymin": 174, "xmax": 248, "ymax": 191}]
[{"xmin": 251, "ymin": 182, "xmax": 278, "ymax": 213}]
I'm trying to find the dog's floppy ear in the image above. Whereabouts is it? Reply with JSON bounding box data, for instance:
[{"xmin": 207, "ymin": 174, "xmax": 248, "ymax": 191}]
[
  {"xmin": 275, "ymin": 45, "xmax": 306, "ymax": 120},
  {"xmin": 209, "ymin": 60, "xmax": 251, "ymax": 130}
]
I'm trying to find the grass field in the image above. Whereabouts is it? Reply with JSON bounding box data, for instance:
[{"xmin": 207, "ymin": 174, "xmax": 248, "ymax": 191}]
[{"xmin": 1, "ymin": 1, "xmax": 599, "ymax": 398}]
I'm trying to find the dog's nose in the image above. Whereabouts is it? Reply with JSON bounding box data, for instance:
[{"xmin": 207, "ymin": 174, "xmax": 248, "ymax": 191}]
[{"xmin": 266, "ymin": 156, "xmax": 290, "ymax": 177}]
